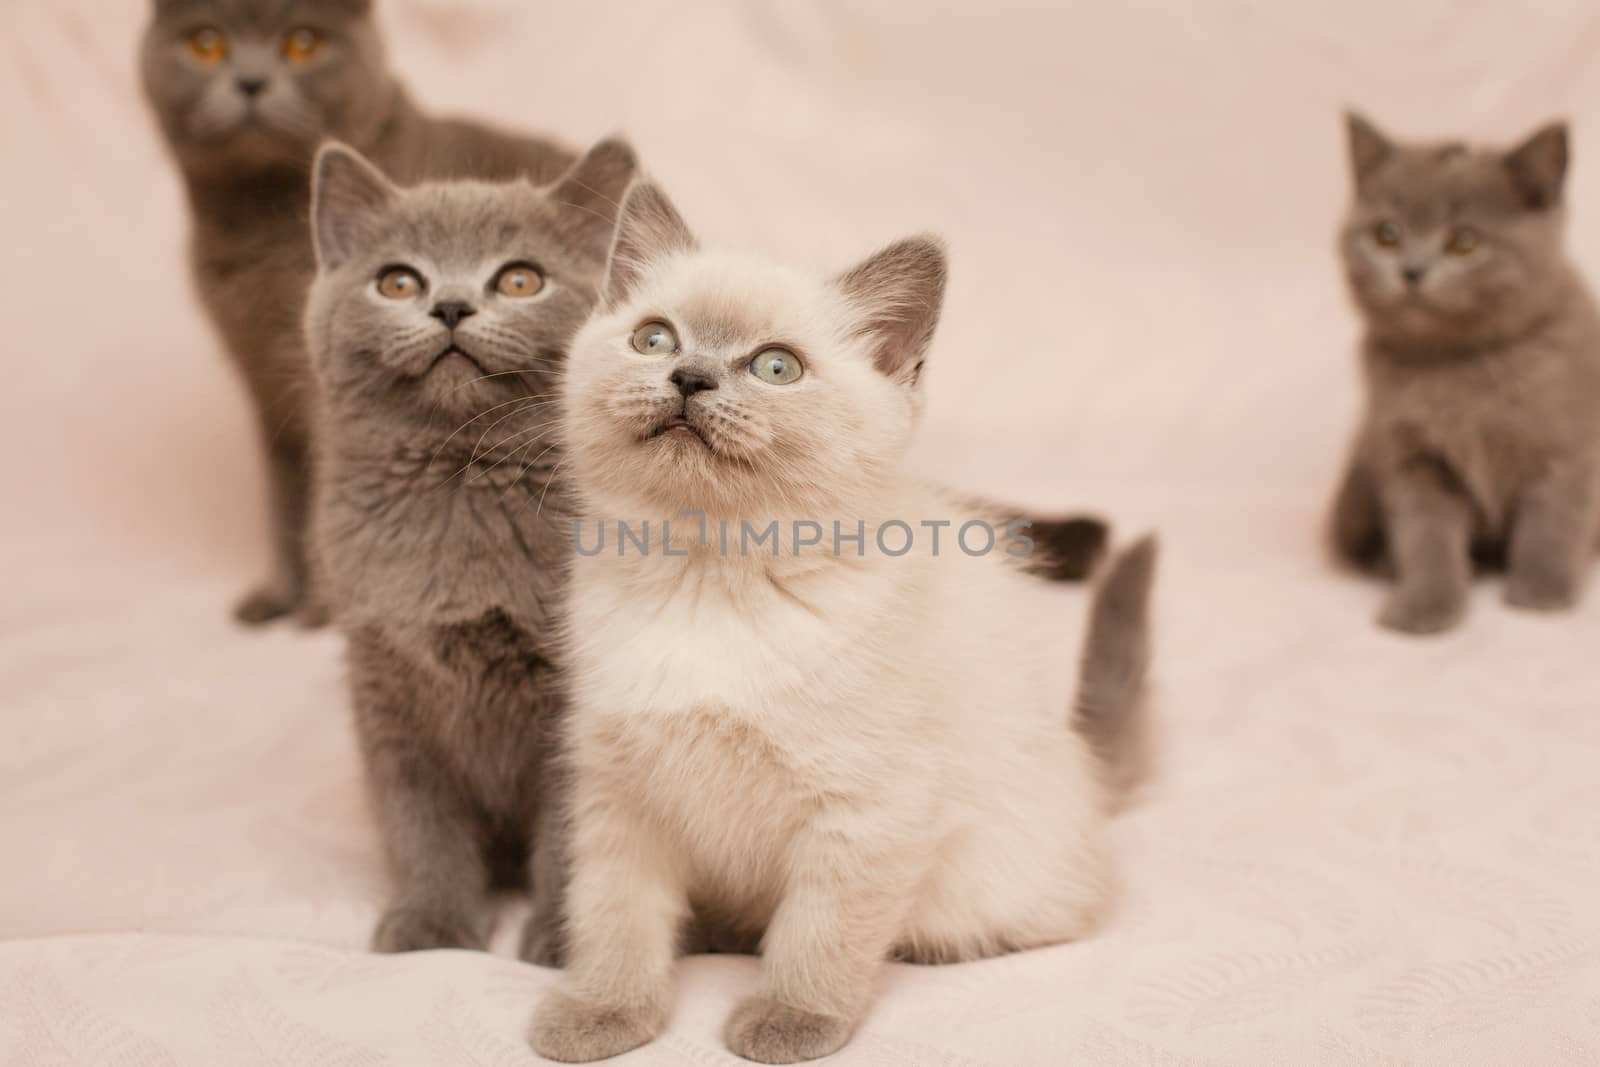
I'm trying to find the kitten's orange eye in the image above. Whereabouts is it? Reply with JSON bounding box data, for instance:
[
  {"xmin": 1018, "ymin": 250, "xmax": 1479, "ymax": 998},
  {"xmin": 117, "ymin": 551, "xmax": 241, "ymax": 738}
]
[
  {"xmin": 1373, "ymin": 221, "xmax": 1401, "ymax": 248},
  {"xmin": 283, "ymin": 28, "xmax": 323, "ymax": 64},
  {"xmin": 186, "ymin": 28, "xmax": 227, "ymax": 65},
  {"xmin": 377, "ymin": 267, "xmax": 425, "ymax": 300},
  {"xmin": 494, "ymin": 263, "xmax": 544, "ymax": 298},
  {"xmin": 1447, "ymin": 227, "xmax": 1479, "ymax": 255}
]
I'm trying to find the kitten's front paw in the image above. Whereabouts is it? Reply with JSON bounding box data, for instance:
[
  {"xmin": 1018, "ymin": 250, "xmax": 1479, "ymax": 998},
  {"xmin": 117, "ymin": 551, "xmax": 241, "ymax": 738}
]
[
  {"xmin": 371, "ymin": 906, "xmax": 484, "ymax": 953},
  {"xmin": 1504, "ymin": 573, "xmax": 1581, "ymax": 613},
  {"xmin": 723, "ymin": 996, "xmax": 853, "ymax": 1064},
  {"xmin": 1378, "ymin": 589, "xmax": 1466, "ymax": 636},
  {"xmin": 234, "ymin": 584, "xmax": 298, "ymax": 626},
  {"xmin": 530, "ymin": 989, "xmax": 660, "ymax": 1062}
]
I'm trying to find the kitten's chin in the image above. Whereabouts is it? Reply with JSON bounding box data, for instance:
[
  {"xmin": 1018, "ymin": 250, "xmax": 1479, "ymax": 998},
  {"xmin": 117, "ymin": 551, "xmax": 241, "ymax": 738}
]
[
  {"xmin": 1368, "ymin": 295, "xmax": 1501, "ymax": 348},
  {"xmin": 182, "ymin": 112, "xmax": 324, "ymax": 172},
  {"xmin": 647, "ymin": 419, "xmax": 713, "ymax": 450},
  {"xmin": 586, "ymin": 436, "xmax": 744, "ymax": 516},
  {"xmin": 184, "ymin": 132, "xmax": 313, "ymax": 174}
]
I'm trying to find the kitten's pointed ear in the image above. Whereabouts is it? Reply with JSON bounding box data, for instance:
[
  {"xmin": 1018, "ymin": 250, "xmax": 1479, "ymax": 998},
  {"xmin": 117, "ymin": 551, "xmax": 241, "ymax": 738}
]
[
  {"xmin": 1505, "ymin": 121, "xmax": 1569, "ymax": 210},
  {"xmin": 548, "ymin": 137, "xmax": 640, "ymax": 250},
  {"xmin": 834, "ymin": 235, "xmax": 947, "ymax": 386},
  {"xmin": 603, "ymin": 181, "xmax": 697, "ymax": 308},
  {"xmin": 1346, "ymin": 111, "xmax": 1393, "ymax": 187},
  {"xmin": 312, "ymin": 142, "xmax": 398, "ymax": 270}
]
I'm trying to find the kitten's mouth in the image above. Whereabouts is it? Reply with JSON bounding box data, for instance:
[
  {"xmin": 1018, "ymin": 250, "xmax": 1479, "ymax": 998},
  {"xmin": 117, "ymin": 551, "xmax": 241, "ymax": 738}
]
[
  {"xmin": 428, "ymin": 345, "xmax": 488, "ymax": 376},
  {"xmin": 648, "ymin": 413, "xmax": 712, "ymax": 449}
]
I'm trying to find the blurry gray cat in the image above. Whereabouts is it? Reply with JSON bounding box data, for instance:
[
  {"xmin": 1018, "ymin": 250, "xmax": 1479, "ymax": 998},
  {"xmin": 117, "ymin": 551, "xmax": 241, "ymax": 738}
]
[
  {"xmin": 140, "ymin": 0, "xmax": 575, "ymax": 625},
  {"xmin": 304, "ymin": 137, "xmax": 638, "ymax": 962},
  {"xmin": 1330, "ymin": 113, "xmax": 1600, "ymax": 635}
]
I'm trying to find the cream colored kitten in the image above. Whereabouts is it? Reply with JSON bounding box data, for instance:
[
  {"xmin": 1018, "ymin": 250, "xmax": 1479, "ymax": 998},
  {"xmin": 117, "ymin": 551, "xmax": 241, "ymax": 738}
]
[{"xmin": 532, "ymin": 182, "xmax": 1158, "ymax": 1064}]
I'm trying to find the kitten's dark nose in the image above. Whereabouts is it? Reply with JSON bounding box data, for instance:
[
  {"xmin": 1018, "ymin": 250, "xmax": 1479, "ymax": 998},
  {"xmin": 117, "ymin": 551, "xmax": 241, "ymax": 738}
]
[
  {"xmin": 235, "ymin": 77, "xmax": 268, "ymax": 98},
  {"xmin": 1402, "ymin": 265, "xmax": 1426, "ymax": 286},
  {"xmin": 670, "ymin": 368, "xmax": 718, "ymax": 398},
  {"xmin": 430, "ymin": 301, "xmax": 477, "ymax": 329}
]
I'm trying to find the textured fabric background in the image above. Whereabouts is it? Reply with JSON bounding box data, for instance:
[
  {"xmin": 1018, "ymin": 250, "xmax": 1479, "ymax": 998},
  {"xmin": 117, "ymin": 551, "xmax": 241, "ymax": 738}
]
[{"xmin": 3, "ymin": 1, "xmax": 1599, "ymax": 1064}]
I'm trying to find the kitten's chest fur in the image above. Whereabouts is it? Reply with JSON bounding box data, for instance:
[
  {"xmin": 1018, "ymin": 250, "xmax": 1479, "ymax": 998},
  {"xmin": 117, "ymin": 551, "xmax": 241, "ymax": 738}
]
[
  {"xmin": 598, "ymin": 705, "xmax": 809, "ymax": 920},
  {"xmin": 569, "ymin": 551, "xmax": 934, "ymax": 904},
  {"xmin": 320, "ymin": 444, "xmax": 570, "ymax": 633},
  {"xmin": 1363, "ymin": 317, "xmax": 1600, "ymax": 524},
  {"xmin": 349, "ymin": 608, "xmax": 560, "ymax": 821},
  {"xmin": 332, "ymin": 446, "xmax": 571, "ymax": 815}
]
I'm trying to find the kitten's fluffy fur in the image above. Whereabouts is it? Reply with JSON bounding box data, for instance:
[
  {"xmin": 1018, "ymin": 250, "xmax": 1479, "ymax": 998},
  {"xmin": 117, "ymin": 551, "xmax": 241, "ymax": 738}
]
[
  {"xmin": 140, "ymin": 0, "xmax": 575, "ymax": 624},
  {"xmin": 304, "ymin": 139, "xmax": 638, "ymax": 962},
  {"xmin": 534, "ymin": 183, "xmax": 1157, "ymax": 1063},
  {"xmin": 1331, "ymin": 114, "xmax": 1600, "ymax": 634}
]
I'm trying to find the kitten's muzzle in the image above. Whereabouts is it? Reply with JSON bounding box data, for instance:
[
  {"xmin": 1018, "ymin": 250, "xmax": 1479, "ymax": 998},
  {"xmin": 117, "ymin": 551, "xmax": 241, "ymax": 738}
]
[
  {"xmin": 428, "ymin": 345, "xmax": 487, "ymax": 375},
  {"xmin": 648, "ymin": 405, "xmax": 712, "ymax": 448}
]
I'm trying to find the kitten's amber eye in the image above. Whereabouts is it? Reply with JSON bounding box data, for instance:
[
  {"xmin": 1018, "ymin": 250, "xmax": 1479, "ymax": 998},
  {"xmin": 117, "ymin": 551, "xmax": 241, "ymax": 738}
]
[
  {"xmin": 283, "ymin": 28, "xmax": 323, "ymax": 64},
  {"xmin": 377, "ymin": 267, "xmax": 425, "ymax": 300},
  {"xmin": 1447, "ymin": 227, "xmax": 1480, "ymax": 255},
  {"xmin": 494, "ymin": 263, "xmax": 544, "ymax": 298},
  {"xmin": 631, "ymin": 321, "xmax": 679, "ymax": 355},
  {"xmin": 186, "ymin": 28, "xmax": 227, "ymax": 65},
  {"xmin": 749, "ymin": 347, "xmax": 803, "ymax": 386},
  {"xmin": 1373, "ymin": 221, "xmax": 1401, "ymax": 248}
]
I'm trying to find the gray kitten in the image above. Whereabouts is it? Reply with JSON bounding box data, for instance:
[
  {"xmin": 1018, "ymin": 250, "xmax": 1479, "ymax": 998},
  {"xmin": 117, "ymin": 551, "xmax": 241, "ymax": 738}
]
[
  {"xmin": 1330, "ymin": 113, "xmax": 1600, "ymax": 634},
  {"xmin": 140, "ymin": 0, "xmax": 575, "ymax": 625},
  {"xmin": 304, "ymin": 138, "xmax": 638, "ymax": 962}
]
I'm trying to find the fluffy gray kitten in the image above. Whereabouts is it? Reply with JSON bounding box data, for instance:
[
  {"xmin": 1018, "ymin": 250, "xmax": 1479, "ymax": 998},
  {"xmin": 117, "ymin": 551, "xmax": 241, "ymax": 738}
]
[
  {"xmin": 140, "ymin": 0, "xmax": 575, "ymax": 625},
  {"xmin": 1330, "ymin": 113, "xmax": 1600, "ymax": 635},
  {"xmin": 304, "ymin": 137, "xmax": 638, "ymax": 963}
]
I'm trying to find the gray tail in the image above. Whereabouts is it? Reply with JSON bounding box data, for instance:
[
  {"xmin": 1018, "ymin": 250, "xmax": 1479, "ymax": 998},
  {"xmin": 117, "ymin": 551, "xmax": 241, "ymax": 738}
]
[{"xmin": 1072, "ymin": 534, "xmax": 1159, "ymax": 800}]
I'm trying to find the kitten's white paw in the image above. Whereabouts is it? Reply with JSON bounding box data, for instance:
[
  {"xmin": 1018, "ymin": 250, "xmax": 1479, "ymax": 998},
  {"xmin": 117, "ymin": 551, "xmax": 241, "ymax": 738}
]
[
  {"xmin": 723, "ymin": 995, "xmax": 853, "ymax": 1064},
  {"xmin": 530, "ymin": 990, "xmax": 660, "ymax": 1063}
]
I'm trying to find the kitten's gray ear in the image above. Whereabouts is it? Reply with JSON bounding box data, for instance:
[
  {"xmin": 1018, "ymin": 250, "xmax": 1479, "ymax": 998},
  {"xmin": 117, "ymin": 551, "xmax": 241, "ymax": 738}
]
[
  {"xmin": 547, "ymin": 137, "xmax": 640, "ymax": 251},
  {"xmin": 1346, "ymin": 111, "xmax": 1393, "ymax": 187},
  {"xmin": 1505, "ymin": 121, "xmax": 1569, "ymax": 210},
  {"xmin": 311, "ymin": 142, "xmax": 398, "ymax": 270},
  {"xmin": 834, "ymin": 235, "xmax": 947, "ymax": 385},
  {"xmin": 603, "ymin": 181, "xmax": 697, "ymax": 307}
]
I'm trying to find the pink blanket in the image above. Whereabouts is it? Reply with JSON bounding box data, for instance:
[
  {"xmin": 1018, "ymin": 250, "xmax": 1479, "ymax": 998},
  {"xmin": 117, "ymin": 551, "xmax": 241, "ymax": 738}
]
[{"xmin": 2, "ymin": 2, "xmax": 1597, "ymax": 1063}]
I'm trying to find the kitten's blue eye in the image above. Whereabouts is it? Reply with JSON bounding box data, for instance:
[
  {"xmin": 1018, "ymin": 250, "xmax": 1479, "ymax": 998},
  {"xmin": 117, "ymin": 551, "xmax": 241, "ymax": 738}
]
[
  {"xmin": 1373, "ymin": 221, "xmax": 1401, "ymax": 248},
  {"xmin": 631, "ymin": 322, "xmax": 679, "ymax": 355},
  {"xmin": 749, "ymin": 348, "xmax": 803, "ymax": 386}
]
